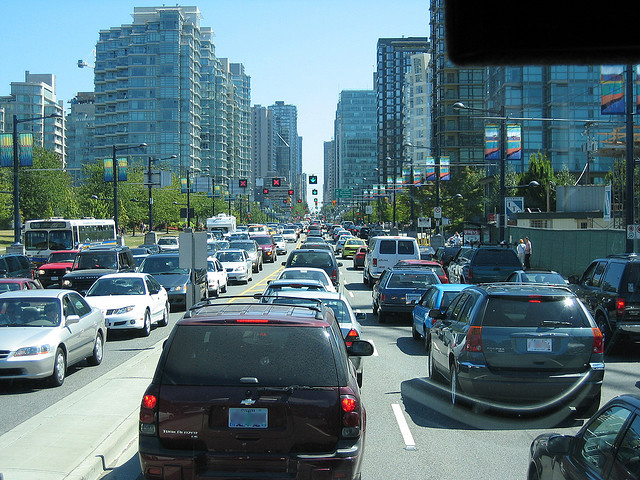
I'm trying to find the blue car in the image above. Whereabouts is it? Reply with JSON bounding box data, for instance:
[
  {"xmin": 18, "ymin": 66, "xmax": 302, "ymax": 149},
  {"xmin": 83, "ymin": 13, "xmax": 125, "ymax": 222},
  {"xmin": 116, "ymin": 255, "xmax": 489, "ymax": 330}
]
[{"xmin": 411, "ymin": 284, "xmax": 471, "ymax": 350}]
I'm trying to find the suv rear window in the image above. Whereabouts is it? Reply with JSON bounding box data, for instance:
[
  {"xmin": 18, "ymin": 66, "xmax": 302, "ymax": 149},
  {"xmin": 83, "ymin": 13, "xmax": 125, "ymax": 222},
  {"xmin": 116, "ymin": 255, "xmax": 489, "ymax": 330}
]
[
  {"xmin": 379, "ymin": 240, "xmax": 396, "ymax": 254},
  {"xmin": 482, "ymin": 295, "xmax": 589, "ymax": 328},
  {"xmin": 474, "ymin": 249, "xmax": 520, "ymax": 266},
  {"xmin": 161, "ymin": 325, "xmax": 339, "ymax": 387}
]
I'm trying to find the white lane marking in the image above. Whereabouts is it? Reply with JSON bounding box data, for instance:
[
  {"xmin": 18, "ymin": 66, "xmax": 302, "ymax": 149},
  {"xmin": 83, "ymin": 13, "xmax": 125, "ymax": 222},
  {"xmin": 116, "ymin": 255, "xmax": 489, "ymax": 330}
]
[{"xmin": 392, "ymin": 403, "xmax": 417, "ymax": 450}]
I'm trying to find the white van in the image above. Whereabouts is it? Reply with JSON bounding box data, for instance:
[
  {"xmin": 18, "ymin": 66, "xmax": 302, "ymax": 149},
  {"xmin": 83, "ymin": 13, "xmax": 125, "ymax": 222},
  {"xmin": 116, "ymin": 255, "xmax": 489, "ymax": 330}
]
[{"xmin": 363, "ymin": 235, "xmax": 420, "ymax": 287}]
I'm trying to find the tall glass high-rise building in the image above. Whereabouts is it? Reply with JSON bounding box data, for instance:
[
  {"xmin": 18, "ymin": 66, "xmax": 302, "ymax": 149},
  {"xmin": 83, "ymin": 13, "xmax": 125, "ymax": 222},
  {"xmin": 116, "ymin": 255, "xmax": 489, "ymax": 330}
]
[{"xmin": 334, "ymin": 90, "xmax": 377, "ymax": 195}]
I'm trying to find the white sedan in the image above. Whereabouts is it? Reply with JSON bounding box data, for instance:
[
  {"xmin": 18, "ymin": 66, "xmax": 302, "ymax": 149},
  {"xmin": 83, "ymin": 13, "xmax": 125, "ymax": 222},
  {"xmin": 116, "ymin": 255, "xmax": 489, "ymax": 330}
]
[
  {"xmin": 215, "ymin": 249, "xmax": 253, "ymax": 284},
  {"xmin": 207, "ymin": 257, "xmax": 228, "ymax": 296},
  {"xmin": 84, "ymin": 273, "xmax": 169, "ymax": 337}
]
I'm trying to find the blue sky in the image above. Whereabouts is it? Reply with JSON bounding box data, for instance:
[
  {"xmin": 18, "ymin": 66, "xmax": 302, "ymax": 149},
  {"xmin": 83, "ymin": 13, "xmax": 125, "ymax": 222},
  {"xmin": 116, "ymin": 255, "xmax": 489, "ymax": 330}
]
[{"xmin": 1, "ymin": 0, "xmax": 428, "ymax": 195}]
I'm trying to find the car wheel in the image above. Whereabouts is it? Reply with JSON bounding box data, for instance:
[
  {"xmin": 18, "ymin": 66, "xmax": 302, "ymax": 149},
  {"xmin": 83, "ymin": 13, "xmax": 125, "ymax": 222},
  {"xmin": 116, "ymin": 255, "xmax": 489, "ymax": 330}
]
[
  {"xmin": 221, "ymin": 283, "xmax": 227, "ymax": 293},
  {"xmin": 87, "ymin": 333, "xmax": 104, "ymax": 366},
  {"xmin": 141, "ymin": 310, "xmax": 151, "ymax": 337},
  {"xmin": 363, "ymin": 270, "xmax": 368, "ymax": 284},
  {"xmin": 357, "ymin": 370, "xmax": 363, "ymax": 388},
  {"xmin": 596, "ymin": 315, "xmax": 614, "ymax": 353},
  {"xmin": 158, "ymin": 303, "xmax": 169, "ymax": 327},
  {"xmin": 49, "ymin": 348, "xmax": 66, "ymax": 387},
  {"xmin": 378, "ymin": 310, "xmax": 386, "ymax": 323},
  {"xmin": 450, "ymin": 364, "xmax": 460, "ymax": 405},
  {"xmin": 372, "ymin": 302, "xmax": 378, "ymax": 315},
  {"xmin": 428, "ymin": 349, "xmax": 442, "ymax": 383},
  {"xmin": 411, "ymin": 323, "xmax": 421, "ymax": 340},
  {"xmin": 424, "ymin": 331, "xmax": 431, "ymax": 353}
]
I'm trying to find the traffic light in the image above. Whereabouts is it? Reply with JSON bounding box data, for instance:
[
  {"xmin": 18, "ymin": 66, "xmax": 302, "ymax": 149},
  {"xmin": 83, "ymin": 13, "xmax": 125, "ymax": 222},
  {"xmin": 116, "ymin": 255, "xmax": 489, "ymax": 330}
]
[
  {"xmin": 297, "ymin": 198, "xmax": 302, "ymax": 203},
  {"xmin": 309, "ymin": 175, "xmax": 318, "ymax": 184},
  {"xmin": 283, "ymin": 198, "xmax": 288, "ymax": 204},
  {"xmin": 314, "ymin": 198, "xmax": 318, "ymax": 204},
  {"xmin": 263, "ymin": 188, "xmax": 269, "ymax": 195},
  {"xmin": 312, "ymin": 189, "xmax": 318, "ymax": 195},
  {"xmin": 288, "ymin": 189, "xmax": 294, "ymax": 196},
  {"xmin": 239, "ymin": 178, "xmax": 248, "ymax": 188},
  {"xmin": 272, "ymin": 177, "xmax": 281, "ymax": 187}
]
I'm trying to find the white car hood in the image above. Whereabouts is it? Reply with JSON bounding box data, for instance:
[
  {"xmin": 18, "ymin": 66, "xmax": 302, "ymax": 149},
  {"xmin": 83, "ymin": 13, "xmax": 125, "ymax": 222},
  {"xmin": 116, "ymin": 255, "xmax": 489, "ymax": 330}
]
[
  {"xmin": 0, "ymin": 327, "xmax": 56, "ymax": 350},
  {"xmin": 85, "ymin": 296, "xmax": 142, "ymax": 310}
]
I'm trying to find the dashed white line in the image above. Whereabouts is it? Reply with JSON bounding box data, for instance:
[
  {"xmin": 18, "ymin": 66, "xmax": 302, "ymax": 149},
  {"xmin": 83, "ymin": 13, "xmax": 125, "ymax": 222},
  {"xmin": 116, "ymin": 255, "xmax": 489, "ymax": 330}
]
[{"xmin": 391, "ymin": 403, "xmax": 417, "ymax": 450}]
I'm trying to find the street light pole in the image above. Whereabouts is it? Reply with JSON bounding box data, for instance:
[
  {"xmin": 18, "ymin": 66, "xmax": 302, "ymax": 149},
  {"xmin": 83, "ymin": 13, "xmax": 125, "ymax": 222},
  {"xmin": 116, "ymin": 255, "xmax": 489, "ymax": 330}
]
[
  {"xmin": 112, "ymin": 143, "xmax": 146, "ymax": 236},
  {"xmin": 12, "ymin": 113, "xmax": 61, "ymax": 245},
  {"xmin": 147, "ymin": 154, "xmax": 176, "ymax": 231}
]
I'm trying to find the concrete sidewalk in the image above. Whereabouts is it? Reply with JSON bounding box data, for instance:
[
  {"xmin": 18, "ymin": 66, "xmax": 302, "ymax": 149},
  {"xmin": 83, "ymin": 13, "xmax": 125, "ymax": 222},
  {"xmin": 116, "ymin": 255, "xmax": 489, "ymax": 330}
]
[{"xmin": 0, "ymin": 342, "xmax": 162, "ymax": 480}]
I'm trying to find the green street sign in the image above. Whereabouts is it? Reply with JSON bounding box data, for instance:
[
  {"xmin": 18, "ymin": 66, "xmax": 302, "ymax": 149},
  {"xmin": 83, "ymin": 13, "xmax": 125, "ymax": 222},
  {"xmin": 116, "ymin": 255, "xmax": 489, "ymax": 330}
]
[{"xmin": 335, "ymin": 188, "xmax": 352, "ymax": 199}]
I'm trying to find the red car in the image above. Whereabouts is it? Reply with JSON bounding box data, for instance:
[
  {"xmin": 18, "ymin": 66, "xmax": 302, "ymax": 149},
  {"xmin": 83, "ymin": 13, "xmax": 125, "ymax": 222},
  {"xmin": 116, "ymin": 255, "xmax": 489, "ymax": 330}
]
[
  {"xmin": 0, "ymin": 278, "xmax": 43, "ymax": 292},
  {"xmin": 36, "ymin": 250, "xmax": 79, "ymax": 288},
  {"xmin": 394, "ymin": 259, "xmax": 449, "ymax": 283},
  {"xmin": 251, "ymin": 234, "xmax": 278, "ymax": 263}
]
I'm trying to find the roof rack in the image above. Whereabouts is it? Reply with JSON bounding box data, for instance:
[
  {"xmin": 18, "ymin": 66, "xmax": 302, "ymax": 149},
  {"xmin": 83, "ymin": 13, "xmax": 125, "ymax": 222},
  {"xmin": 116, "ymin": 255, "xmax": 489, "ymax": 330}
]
[
  {"xmin": 184, "ymin": 295, "xmax": 324, "ymax": 318},
  {"xmin": 606, "ymin": 253, "xmax": 639, "ymax": 259}
]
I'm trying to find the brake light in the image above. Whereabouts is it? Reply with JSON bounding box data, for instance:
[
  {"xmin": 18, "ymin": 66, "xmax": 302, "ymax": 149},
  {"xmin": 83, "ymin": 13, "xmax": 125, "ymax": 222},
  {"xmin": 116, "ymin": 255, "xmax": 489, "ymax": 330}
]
[
  {"xmin": 592, "ymin": 327, "xmax": 604, "ymax": 354},
  {"xmin": 236, "ymin": 318, "xmax": 269, "ymax": 323},
  {"xmin": 373, "ymin": 258, "xmax": 378, "ymax": 267},
  {"xmin": 345, "ymin": 328, "xmax": 359, "ymax": 346},
  {"xmin": 340, "ymin": 389, "xmax": 361, "ymax": 437},
  {"xmin": 616, "ymin": 297, "xmax": 626, "ymax": 317},
  {"xmin": 529, "ymin": 296, "xmax": 542, "ymax": 303},
  {"xmin": 330, "ymin": 269, "xmax": 337, "ymax": 281},
  {"xmin": 467, "ymin": 268, "xmax": 473, "ymax": 281},
  {"xmin": 139, "ymin": 393, "xmax": 158, "ymax": 435},
  {"xmin": 142, "ymin": 394, "xmax": 157, "ymax": 409},
  {"xmin": 380, "ymin": 294, "xmax": 386, "ymax": 302},
  {"xmin": 463, "ymin": 326, "xmax": 483, "ymax": 352}
]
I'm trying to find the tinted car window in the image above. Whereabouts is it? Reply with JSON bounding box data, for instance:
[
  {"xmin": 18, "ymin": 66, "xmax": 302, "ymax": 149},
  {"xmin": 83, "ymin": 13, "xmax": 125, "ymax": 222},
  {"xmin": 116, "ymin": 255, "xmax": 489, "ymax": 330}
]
[
  {"xmin": 482, "ymin": 295, "xmax": 589, "ymax": 327},
  {"xmin": 474, "ymin": 249, "xmax": 520, "ymax": 266},
  {"xmin": 387, "ymin": 272, "xmax": 438, "ymax": 288},
  {"xmin": 616, "ymin": 415, "xmax": 640, "ymax": 477},
  {"xmin": 591, "ymin": 261, "xmax": 606, "ymax": 287},
  {"xmin": 161, "ymin": 325, "xmax": 339, "ymax": 387},
  {"xmin": 379, "ymin": 240, "xmax": 396, "ymax": 254},
  {"xmin": 602, "ymin": 262, "xmax": 625, "ymax": 293},
  {"xmin": 620, "ymin": 263, "xmax": 640, "ymax": 295},
  {"xmin": 398, "ymin": 240, "xmax": 415, "ymax": 255},
  {"xmin": 6, "ymin": 256, "xmax": 20, "ymax": 272}
]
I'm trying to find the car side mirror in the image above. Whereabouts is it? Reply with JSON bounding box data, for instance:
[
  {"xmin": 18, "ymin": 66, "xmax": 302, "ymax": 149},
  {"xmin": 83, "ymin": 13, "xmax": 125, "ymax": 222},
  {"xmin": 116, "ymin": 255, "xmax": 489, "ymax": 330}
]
[
  {"xmin": 65, "ymin": 314, "xmax": 80, "ymax": 326},
  {"xmin": 546, "ymin": 435, "xmax": 573, "ymax": 455},
  {"xmin": 347, "ymin": 340, "xmax": 375, "ymax": 357},
  {"xmin": 567, "ymin": 275, "xmax": 578, "ymax": 284},
  {"xmin": 429, "ymin": 308, "xmax": 445, "ymax": 320},
  {"xmin": 355, "ymin": 312, "xmax": 366, "ymax": 320},
  {"xmin": 338, "ymin": 262, "xmax": 343, "ymax": 267},
  {"xmin": 281, "ymin": 261, "xmax": 287, "ymax": 266}
]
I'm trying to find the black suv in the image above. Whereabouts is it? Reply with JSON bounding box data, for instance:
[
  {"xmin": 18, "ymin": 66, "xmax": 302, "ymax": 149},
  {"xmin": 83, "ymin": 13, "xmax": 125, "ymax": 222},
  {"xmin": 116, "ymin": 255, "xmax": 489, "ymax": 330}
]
[
  {"xmin": 568, "ymin": 253, "xmax": 640, "ymax": 352},
  {"xmin": 428, "ymin": 284, "xmax": 604, "ymax": 416},
  {"xmin": 0, "ymin": 254, "xmax": 33, "ymax": 279},
  {"xmin": 283, "ymin": 248, "xmax": 343, "ymax": 286},
  {"xmin": 61, "ymin": 246, "xmax": 135, "ymax": 293},
  {"xmin": 138, "ymin": 300, "xmax": 374, "ymax": 479}
]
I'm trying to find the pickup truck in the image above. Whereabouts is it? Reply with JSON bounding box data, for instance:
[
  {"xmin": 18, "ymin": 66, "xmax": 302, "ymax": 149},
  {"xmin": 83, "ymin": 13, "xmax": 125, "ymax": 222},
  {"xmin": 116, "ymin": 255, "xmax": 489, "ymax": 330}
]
[{"xmin": 447, "ymin": 246, "xmax": 521, "ymax": 284}]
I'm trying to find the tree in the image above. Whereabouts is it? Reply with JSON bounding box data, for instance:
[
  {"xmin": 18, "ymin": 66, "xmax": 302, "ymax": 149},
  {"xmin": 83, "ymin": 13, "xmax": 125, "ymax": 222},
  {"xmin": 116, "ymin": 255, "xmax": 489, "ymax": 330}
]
[{"xmin": 518, "ymin": 151, "xmax": 554, "ymax": 211}]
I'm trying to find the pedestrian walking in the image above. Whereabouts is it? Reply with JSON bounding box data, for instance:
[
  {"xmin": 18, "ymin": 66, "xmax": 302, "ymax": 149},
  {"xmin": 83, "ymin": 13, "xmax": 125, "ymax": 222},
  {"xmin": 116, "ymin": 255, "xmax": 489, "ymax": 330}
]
[
  {"xmin": 516, "ymin": 238, "xmax": 526, "ymax": 267},
  {"xmin": 524, "ymin": 236, "xmax": 532, "ymax": 269}
]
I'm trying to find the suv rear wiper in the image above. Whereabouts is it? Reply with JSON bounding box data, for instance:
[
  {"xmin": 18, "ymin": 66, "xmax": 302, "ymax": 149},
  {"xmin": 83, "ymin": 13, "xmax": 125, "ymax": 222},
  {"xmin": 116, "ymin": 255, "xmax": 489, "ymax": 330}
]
[{"xmin": 539, "ymin": 320, "xmax": 573, "ymax": 327}]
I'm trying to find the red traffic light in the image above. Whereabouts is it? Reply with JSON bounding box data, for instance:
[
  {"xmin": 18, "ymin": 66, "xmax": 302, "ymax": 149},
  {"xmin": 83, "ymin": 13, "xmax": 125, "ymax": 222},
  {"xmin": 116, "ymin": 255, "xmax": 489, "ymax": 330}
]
[
  {"xmin": 272, "ymin": 177, "xmax": 281, "ymax": 187},
  {"xmin": 297, "ymin": 198, "xmax": 302, "ymax": 203},
  {"xmin": 263, "ymin": 188, "xmax": 269, "ymax": 194},
  {"xmin": 239, "ymin": 178, "xmax": 248, "ymax": 188},
  {"xmin": 283, "ymin": 199, "xmax": 288, "ymax": 204},
  {"xmin": 288, "ymin": 189, "xmax": 294, "ymax": 196}
]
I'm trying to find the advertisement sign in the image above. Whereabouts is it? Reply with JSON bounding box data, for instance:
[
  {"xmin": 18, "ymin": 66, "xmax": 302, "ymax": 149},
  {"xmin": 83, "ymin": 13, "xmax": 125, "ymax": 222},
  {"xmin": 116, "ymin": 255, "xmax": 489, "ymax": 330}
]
[
  {"xmin": 506, "ymin": 124, "xmax": 521, "ymax": 160},
  {"xmin": 485, "ymin": 124, "xmax": 500, "ymax": 160}
]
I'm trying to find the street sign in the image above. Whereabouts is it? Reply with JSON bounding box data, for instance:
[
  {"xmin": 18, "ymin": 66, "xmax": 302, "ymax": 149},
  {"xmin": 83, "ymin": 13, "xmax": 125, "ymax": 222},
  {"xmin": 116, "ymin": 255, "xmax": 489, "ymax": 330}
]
[
  {"xmin": 365, "ymin": 205, "xmax": 373, "ymax": 214},
  {"xmin": 335, "ymin": 188, "xmax": 352, "ymax": 199},
  {"xmin": 433, "ymin": 206, "xmax": 442, "ymax": 219},
  {"xmin": 417, "ymin": 217, "xmax": 431, "ymax": 228},
  {"xmin": 604, "ymin": 185, "xmax": 611, "ymax": 221},
  {"xmin": 505, "ymin": 196, "xmax": 524, "ymax": 215},
  {"xmin": 628, "ymin": 225, "xmax": 635, "ymax": 239}
]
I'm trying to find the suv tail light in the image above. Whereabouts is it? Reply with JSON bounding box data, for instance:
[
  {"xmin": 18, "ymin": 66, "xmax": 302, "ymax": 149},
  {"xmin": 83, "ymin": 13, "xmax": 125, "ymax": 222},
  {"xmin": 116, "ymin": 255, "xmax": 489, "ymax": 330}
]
[
  {"xmin": 339, "ymin": 387, "xmax": 361, "ymax": 438},
  {"xmin": 467, "ymin": 268, "xmax": 473, "ymax": 282},
  {"xmin": 592, "ymin": 327, "xmax": 604, "ymax": 353},
  {"xmin": 372, "ymin": 258, "xmax": 378, "ymax": 267},
  {"xmin": 330, "ymin": 269, "xmax": 338, "ymax": 282},
  {"xmin": 139, "ymin": 388, "xmax": 159, "ymax": 435},
  {"xmin": 616, "ymin": 297, "xmax": 626, "ymax": 317},
  {"xmin": 345, "ymin": 328, "xmax": 359, "ymax": 347},
  {"xmin": 463, "ymin": 326, "xmax": 483, "ymax": 352}
]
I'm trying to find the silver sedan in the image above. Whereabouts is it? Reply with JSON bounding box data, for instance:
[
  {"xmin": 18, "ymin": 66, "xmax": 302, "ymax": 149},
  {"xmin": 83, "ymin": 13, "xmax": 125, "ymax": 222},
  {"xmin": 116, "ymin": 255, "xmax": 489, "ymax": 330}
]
[{"xmin": 0, "ymin": 289, "xmax": 106, "ymax": 387}]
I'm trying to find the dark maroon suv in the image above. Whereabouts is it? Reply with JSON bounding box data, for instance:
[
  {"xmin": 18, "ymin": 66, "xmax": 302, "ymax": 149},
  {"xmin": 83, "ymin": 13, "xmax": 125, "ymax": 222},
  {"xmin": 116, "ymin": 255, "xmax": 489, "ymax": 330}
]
[
  {"xmin": 252, "ymin": 234, "xmax": 278, "ymax": 263},
  {"xmin": 138, "ymin": 300, "xmax": 374, "ymax": 479}
]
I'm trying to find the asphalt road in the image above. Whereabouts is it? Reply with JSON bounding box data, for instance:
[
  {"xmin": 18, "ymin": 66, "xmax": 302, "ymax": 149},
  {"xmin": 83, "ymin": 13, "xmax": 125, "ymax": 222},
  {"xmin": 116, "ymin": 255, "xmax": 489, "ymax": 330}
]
[{"xmin": 2, "ymin": 239, "xmax": 640, "ymax": 480}]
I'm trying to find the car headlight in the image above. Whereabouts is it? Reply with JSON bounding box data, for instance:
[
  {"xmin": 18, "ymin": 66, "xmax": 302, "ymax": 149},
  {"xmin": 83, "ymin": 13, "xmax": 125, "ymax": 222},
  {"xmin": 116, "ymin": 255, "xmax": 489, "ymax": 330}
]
[
  {"xmin": 112, "ymin": 305, "xmax": 135, "ymax": 315},
  {"xmin": 38, "ymin": 269, "xmax": 46, "ymax": 276},
  {"xmin": 170, "ymin": 285, "xmax": 187, "ymax": 292},
  {"xmin": 14, "ymin": 344, "xmax": 51, "ymax": 356},
  {"xmin": 62, "ymin": 279, "xmax": 72, "ymax": 287}
]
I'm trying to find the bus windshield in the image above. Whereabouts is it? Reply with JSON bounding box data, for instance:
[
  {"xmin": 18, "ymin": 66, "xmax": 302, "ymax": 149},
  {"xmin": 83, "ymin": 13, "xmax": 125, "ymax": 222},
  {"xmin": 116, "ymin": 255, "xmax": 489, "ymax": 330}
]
[{"xmin": 25, "ymin": 230, "xmax": 74, "ymax": 251}]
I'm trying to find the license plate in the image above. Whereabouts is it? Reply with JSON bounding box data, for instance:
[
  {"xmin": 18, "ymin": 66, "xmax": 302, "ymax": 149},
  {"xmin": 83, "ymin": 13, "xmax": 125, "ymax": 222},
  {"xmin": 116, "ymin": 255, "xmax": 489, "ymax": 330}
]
[
  {"xmin": 229, "ymin": 408, "xmax": 268, "ymax": 428},
  {"xmin": 51, "ymin": 276, "xmax": 58, "ymax": 280},
  {"xmin": 406, "ymin": 294, "xmax": 421, "ymax": 304},
  {"xmin": 527, "ymin": 338, "xmax": 552, "ymax": 352}
]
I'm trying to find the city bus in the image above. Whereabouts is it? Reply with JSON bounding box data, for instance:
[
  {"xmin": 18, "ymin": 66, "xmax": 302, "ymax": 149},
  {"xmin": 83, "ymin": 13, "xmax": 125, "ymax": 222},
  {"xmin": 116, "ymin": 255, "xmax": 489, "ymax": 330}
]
[{"xmin": 23, "ymin": 218, "xmax": 117, "ymax": 266}]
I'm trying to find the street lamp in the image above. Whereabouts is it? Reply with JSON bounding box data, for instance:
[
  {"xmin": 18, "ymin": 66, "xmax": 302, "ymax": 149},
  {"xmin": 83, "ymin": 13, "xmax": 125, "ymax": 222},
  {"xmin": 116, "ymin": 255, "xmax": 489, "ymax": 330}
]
[
  {"xmin": 12, "ymin": 113, "xmax": 62, "ymax": 245},
  {"xmin": 185, "ymin": 166, "xmax": 201, "ymax": 229},
  {"xmin": 453, "ymin": 101, "xmax": 507, "ymax": 242},
  {"xmin": 112, "ymin": 143, "xmax": 146, "ymax": 236},
  {"xmin": 147, "ymin": 155, "xmax": 177, "ymax": 231}
]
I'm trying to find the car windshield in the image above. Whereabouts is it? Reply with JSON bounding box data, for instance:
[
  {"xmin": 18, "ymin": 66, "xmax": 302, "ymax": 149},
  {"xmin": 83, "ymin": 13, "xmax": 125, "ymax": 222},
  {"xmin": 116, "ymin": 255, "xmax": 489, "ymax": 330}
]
[
  {"xmin": 230, "ymin": 241, "xmax": 256, "ymax": 252},
  {"xmin": 47, "ymin": 252, "xmax": 76, "ymax": 263},
  {"xmin": 387, "ymin": 272, "xmax": 439, "ymax": 289},
  {"xmin": 140, "ymin": 256, "xmax": 189, "ymax": 275},
  {"xmin": 321, "ymin": 299, "xmax": 350, "ymax": 324},
  {"xmin": 0, "ymin": 283, "xmax": 22, "ymax": 292},
  {"xmin": 158, "ymin": 237, "xmax": 178, "ymax": 245},
  {"xmin": 86, "ymin": 277, "xmax": 145, "ymax": 296},
  {"xmin": 520, "ymin": 272, "xmax": 565, "ymax": 284},
  {"xmin": 76, "ymin": 252, "xmax": 117, "ymax": 270},
  {"xmin": 482, "ymin": 295, "xmax": 590, "ymax": 327},
  {"xmin": 279, "ymin": 270, "xmax": 329, "ymax": 287},
  {"xmin": 253, "ymin": 237, "xmax": 272, "ymax": 246},
  {"xmin": 0, "ymin": 299, "xmax": 61, "ymax": 327},
  {"xmin": 289, "ymin": 252, "xmax": 333, "ymax": 269},
  {"xmin": 216, "ymin": 251, "xmax": 244, "ymax": 263}
]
